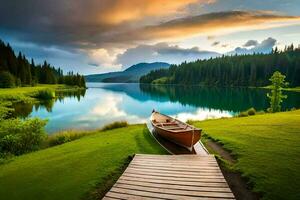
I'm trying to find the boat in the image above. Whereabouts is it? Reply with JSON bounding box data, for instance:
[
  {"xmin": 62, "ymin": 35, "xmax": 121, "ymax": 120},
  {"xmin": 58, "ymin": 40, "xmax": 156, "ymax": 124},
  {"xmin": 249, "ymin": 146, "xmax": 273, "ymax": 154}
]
[{"xmin": 150, "ymin": 110, "xmax": 201, "ymax": 151}]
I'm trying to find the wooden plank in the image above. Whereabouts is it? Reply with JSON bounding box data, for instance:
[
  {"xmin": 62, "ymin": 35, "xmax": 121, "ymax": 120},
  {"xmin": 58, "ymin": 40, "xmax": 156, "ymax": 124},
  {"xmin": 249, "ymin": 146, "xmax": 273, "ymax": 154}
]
[
  {"xmin": 122, "ymin": 173, "xmax": 227, "ymax": 183},
  {"xmin": 133, "ymin": 162, "xmax": 218, "ymax": 167},
  {"xmin": 134, "ymin": 157, "xmax": 216, "ymax": 162},
  {"xmin": 134, "ymin": 154, "xmax": 215, "ymax": 159},
  {"xmin": 117, "ymin": 179, "xmax": 232, "ymax": 193},
  {"xmin": 106, "ymin": 191, "xmax": 161, "ymax": 199},
  {"xmin": 110, "ymin": 187, "xmax": 234, "ymax": 200},
  {"xmin": 134, "ymin": 155, "xmax": 215, "ymax": 159},
  {"xmin": 128, "ymin": 165, "xmax": 223, "ymax": 173},
  {"xmin": 130, "ymin": 163, "xmax": 220, "ymax": 170},
  {"xmin": 131, "ymin": 162, "xmax": 219, "ymax": 168},
  {"xmin": 126, "ymin": 167, "xmax": 224, "ymax": 176},
  {"xmin": 134, "ymin": 159, "xmax": 216, "ymax": 163},
  {"xmin": 103, "ymin": 154, "xmax": 235, "ymax": 199},
  {"xmin": 102, "ymin": 196, "xmax": 120, "ymax": 200},
  {"xmin": 124, "ymin": 169, "xmax": 225, "ymax": 179},
  {"xmin": 119, "ymin": 176, "xmax": 230, "ymax": 188},
  {"xmin": 114, "ymin": 183, "xmax": 235, "ymax": 198},
  {"xmin": 132, "ymin": 160, "xmax": 218, "ymax": 166},
  {"xmin": 131, "ymin": 163, "xmax": 218, "ymax": 168},
  {"xmin": 134, "ymin": 154, "xmax": 213, "ymax": 157}
]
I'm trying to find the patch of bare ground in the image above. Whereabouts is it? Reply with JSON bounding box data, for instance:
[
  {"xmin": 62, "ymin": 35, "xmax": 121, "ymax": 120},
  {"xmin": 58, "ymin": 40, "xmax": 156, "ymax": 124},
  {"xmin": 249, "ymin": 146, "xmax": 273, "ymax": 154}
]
[{"xmin": 205, "ymin": 140, "xmax": 261, "ymax": 200}]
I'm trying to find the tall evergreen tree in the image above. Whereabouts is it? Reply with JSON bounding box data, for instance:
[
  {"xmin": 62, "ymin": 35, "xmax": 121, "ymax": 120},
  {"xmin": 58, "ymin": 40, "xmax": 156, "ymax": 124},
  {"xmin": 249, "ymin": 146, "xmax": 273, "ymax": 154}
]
[
  {"xmin": 267, "ymin": 71, "xmax": 288, "ymax": 112},
  {"xmin": 0, "ymin": 39, "xmax": 86, "ymax": 88}
]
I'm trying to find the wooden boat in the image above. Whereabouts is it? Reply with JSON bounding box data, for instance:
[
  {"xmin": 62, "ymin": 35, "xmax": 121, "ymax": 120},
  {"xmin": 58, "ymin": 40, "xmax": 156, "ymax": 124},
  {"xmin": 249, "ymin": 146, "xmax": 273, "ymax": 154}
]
[{"xmin": 151, "ymin": 110, "xmax": 201, "ymax": 151}]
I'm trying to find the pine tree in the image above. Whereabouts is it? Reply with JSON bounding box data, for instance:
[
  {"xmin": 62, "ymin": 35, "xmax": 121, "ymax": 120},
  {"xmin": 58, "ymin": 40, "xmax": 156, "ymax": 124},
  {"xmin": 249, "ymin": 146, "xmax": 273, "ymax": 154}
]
[
  {"xmin": 0, "ymin": 71, "xmax": 15, "ymax": 88},
  {"xmin": 267, "ymin": 71, "xmax": 288, "ymax": 112}
]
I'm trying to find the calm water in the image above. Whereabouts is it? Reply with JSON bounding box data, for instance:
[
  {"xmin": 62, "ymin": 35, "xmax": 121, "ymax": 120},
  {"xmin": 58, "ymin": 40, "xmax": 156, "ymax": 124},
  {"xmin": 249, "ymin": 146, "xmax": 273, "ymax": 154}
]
[{"xmin": 16, "ymin": 83, "xmax": 300, "ymax": 133}]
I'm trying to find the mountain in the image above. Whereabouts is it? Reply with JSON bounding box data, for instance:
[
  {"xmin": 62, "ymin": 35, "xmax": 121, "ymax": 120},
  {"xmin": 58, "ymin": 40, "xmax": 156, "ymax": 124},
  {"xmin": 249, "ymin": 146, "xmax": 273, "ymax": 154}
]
[{"xmin": 85, "ymin": 62, "xmax": 170, "ymax": 83}]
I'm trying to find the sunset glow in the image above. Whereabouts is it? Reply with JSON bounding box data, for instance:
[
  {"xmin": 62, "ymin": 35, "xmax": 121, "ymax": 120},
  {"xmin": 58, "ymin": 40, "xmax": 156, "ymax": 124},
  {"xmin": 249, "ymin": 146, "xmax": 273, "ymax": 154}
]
[{"xmin": 0, "ymin": 0, "xmax": 299, "ymax": 74}]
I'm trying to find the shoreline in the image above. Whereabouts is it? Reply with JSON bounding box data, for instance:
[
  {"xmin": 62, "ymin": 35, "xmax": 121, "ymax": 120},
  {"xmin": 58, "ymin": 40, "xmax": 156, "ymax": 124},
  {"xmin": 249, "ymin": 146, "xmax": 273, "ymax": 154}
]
[
  {"xmin": 89, "ymin": 81, "xmax": 300, "ymax": 92},
  {"xmin": 0, "ymin": 110, "xmax": 299, "ymax": 199}
]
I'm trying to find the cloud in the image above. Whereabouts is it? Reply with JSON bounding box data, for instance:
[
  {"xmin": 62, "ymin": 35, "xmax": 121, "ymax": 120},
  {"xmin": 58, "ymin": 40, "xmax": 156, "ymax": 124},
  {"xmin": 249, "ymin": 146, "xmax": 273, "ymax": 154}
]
[
  {"xmin": 228, "ymin": 37, "xmax": 277, "ymax": 55},
  {"xmin": 1, "ymin": 3, "xmax": 299, "ymax": 50},
  {"xmin": 207, "ymin": 35, "xmax": 216, "ymax": 40},
  {"xmin": 221, "ymin": 44, "xmax": 229, "ymax": 48},
  {"xmin": 1, "ymin": 1, "xmax": 300, "ymax": 74},
  {"xmin": 88, "ymin": 63, "xmax": 99, "ymax": 67},
  {"xmin": 211, "ymin": 41, "xmax": 220, "ymax": 46},
  {"xmin": 243, "ymin": 40, "xmax": 259, "ymax": 47},
  {"xmin": 87, "ymin": 49, "xmax": 122, "ymax": 70},
  {"xmin": 0, "ymin": 0, "xmax": 213, "ymax": 48},
  {"xmin": 111, "ymin": 11, "xmax": 300, "ymax": 44},
  {"xmin": 116, "ymin": 43, "xmax": 220, "ymax": 68}
]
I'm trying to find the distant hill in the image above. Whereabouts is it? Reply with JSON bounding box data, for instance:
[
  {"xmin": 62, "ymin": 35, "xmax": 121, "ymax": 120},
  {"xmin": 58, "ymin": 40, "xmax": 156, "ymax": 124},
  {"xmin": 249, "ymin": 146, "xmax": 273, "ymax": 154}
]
[{"xmin": 85, "ymin": 62, "xmax": 170, "ymax": 83}]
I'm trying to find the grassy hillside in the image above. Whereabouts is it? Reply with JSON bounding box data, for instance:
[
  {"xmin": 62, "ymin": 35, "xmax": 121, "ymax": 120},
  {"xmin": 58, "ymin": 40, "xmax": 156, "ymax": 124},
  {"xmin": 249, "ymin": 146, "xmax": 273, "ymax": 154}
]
[
  {"xmin": 0, "ymin": 125, "xmax": 167, "ymax": 200},
  {"xmin": 192, "ymin": 110, "xmax": 300, "ymax": 200}
]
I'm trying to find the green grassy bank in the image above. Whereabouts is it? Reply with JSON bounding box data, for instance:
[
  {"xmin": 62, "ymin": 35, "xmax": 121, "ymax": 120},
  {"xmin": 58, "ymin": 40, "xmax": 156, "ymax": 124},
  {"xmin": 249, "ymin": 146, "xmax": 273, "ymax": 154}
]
[
  {"xmin": 0, "ymin": 125, "xmax": 168, "ymax": 200},
  {"xmin": 0, "ymin": 84, "xmax": 85, "ymax": 117},
  {"xmin": 191, "ymin": 110, "xmax": 300, "ymax": 200},
  {"xmin": 0, "ymin": 84, "xmax": 84, "ymax": 100}
]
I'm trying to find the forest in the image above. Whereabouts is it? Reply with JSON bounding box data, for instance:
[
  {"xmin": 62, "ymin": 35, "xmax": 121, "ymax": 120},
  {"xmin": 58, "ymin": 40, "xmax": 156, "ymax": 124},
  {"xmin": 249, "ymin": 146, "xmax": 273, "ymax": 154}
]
[
  {"xmin": 140, "ymin": 45, "xmax": 300, "ymax": 87},
  {"xmin": 0, "ymin": 39, "xmax": 85, "ymax": 88}
]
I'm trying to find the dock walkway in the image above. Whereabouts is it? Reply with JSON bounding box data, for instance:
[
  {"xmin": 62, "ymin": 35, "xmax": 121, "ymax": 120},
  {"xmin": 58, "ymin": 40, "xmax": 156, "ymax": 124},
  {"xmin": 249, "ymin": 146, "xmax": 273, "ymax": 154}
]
[{"xmin": 103, "ymin": 154, "xmax": 235, "ymax": 199}]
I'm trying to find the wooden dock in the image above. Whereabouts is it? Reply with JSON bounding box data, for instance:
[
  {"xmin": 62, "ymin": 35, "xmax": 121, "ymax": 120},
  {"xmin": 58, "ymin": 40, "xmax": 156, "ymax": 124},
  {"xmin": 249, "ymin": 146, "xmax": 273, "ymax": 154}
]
[{"xmin": 103, "ymin": 154, "xmax": 235, "ymax": 199}]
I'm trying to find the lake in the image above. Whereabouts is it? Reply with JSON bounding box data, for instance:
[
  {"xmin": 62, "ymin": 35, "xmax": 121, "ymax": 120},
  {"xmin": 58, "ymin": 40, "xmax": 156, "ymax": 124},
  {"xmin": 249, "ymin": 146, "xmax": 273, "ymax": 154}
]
[{"xmin": 16, "ymin": 83, "xmax": 300, "ymax": 133}]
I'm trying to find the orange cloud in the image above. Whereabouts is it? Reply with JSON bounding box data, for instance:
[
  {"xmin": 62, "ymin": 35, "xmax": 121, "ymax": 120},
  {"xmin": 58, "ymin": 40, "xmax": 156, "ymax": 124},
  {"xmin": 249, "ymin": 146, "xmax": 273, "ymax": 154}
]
[
  {"xmin": 97, "ymin": 0, "xmax": 214, "ymax": 24},
  {"xmin": 110, "ymin": 11, "xmax": 300, "ymax": 43}
]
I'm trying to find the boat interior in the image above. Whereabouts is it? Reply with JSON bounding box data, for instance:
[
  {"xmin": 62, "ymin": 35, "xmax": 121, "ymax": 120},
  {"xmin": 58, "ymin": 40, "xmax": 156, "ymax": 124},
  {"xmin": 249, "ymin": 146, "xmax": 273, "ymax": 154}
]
[{"xmin": 152, "ymin": 113, "xmax": 194, "ymax": 132}]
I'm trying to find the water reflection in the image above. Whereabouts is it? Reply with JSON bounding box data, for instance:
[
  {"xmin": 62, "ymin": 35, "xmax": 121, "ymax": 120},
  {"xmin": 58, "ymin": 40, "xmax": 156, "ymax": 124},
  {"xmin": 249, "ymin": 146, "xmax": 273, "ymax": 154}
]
[
  {"xmin": 14, "ymin": 83, "xmax": 300, "ymax": 133},
  {"xmin": 139, "ymin": 84, "xmax": 300, "ymax": 112},
  {"xmin": 13, "ymin": 89, "xmax": 86, "ymax": 118}
]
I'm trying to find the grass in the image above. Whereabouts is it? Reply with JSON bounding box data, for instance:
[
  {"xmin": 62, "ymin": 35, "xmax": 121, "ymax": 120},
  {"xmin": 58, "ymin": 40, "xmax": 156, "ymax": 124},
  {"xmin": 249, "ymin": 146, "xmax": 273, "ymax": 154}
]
[
  {"xmin": 0, "ymin": 84, "xmax": 84, "ymax": 98},
  {"xmin": 191, "ymin": 110, "xmax": 300, "ymax": 200},
  {"xmin": 101, "ymin": 121, "xmax": 128, "ymax": 131},
  {"xmin": 0, "ymin": 124, "xmax": 168, "ymax": 200},
  {"xmin": 45, "ymin": 130, "xmax": 95, "ymax": 147}
]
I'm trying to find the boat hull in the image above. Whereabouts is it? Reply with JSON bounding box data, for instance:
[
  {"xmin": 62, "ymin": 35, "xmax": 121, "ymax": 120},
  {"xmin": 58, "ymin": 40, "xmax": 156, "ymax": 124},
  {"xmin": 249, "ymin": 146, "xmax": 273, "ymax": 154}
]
[
  {"xmin": 153, "ymin": 126, "xmax": 201, "ymax": 149},
  {"xmin": 151, "ymin": 112, "xmax": 201, "ymax": 150}
]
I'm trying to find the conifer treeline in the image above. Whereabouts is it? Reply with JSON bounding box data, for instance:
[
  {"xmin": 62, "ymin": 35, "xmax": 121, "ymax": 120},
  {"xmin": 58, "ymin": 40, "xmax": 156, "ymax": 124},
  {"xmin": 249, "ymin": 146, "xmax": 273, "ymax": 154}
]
[
  {"xmin": 140, "ymin": 45, "xmax": 300, "ymax": 87},
  {"xmin": 0, "ymin": 39, "xmax": 86, "ymax": 88}
]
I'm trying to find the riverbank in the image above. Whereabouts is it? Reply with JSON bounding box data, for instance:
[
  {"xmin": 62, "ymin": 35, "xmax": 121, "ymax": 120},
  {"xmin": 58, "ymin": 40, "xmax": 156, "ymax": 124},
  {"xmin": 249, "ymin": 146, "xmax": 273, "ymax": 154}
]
[
  {"xmin": 190, "ymin": 110, "xmax": 300, "ymax": 200},
  {"xmin": 0, "ymin": 84, "xmax": 86, "ymax": 99},
  {"xmin": 0, "ymin": 110, "xmax": 299, "ymax": 200},
  {"xmin": 0, "ymin": 125, "xmax": 168, "ymax": 200},
  {"xmin": 0, "ymin": 84, "xmax": 86, "ymax": 117}
]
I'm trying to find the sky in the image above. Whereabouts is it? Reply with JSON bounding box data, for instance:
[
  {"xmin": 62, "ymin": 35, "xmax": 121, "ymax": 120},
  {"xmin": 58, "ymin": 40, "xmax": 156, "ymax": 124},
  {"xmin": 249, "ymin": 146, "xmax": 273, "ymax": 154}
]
[{"xmin": 0, "ymin": 0, "xmax": 300, "ymax": 75}]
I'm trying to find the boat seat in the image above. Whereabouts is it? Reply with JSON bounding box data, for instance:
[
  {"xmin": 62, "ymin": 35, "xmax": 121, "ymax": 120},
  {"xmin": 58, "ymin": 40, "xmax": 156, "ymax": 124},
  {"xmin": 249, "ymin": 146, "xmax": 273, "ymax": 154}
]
[
  {"xmin": 161, "ymin": 122, "xmax": 178, "ymax": 126},
  {"xmin": 169, "ymin": 128, "xmax": 186, "ymax": 130},
  {"xmin": 163, "ymin": 126, "xmax": 184, "ymax": 130}
]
